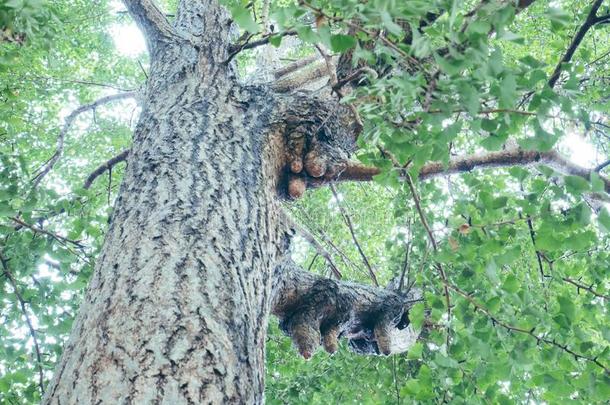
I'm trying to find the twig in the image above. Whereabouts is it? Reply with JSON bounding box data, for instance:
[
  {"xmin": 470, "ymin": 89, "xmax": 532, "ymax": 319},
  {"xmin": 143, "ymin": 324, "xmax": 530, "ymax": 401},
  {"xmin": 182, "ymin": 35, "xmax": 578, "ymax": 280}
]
[
  {"xmin": 445, "ymin": 281, "xmax": 609, "ymax": 373},
  {"xmin": 562, "ymin": 277, "xmax": 608, "ymax": 300},
  {"xmin": 329, "ymin": 184, "xmax": 378, "ymax": 286},
  {"xmin": 287, "ymin": 214, "xmax": 343, "ymax": 279},
  {"xmin": 404, "ymin": 173, "xmax": 451, "ymax": 322},
  {"xmin": 32, "ymin": 92, "xmax": 136, "ymax": 188},
  {"xmin": 226, "ymin": 30, "xmax": 298, "ymax": 63},
  {"xmin": 523, "ymin": 212, "xmax": 546, "ymax": 283},
  {"xmin": 10, "ymin": 217, "xmax": 85, "ymax": 248},
  {"xmin": 0, "ymin": 252, "xmax": 45, "ymax": 395}
]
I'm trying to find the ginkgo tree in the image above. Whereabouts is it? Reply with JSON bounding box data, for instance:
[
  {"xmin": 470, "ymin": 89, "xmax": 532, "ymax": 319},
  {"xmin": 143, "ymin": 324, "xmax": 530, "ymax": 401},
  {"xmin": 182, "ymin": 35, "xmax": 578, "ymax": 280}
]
[{"xmin": 0, "ymin": 0, "xmax": 609, "ymax": 403}]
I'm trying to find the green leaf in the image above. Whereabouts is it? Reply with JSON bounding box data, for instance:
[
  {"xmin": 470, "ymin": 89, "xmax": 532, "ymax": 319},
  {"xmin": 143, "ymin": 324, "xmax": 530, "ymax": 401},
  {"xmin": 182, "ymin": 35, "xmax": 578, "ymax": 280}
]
[
  {"xmin": 502, "ymin": 275, "xmax": 519, "ymax": 294},
  {"xmin": 557, "ymin": 295, "xmax": 575, "ymax": 322},
  {"xmin": 407, "ymin": 342, "xmax": 423, "ymax": 359},
  {"xmin": 598, "ymin": 208, "xmax": 610, "ymax": 233},
  {"xmin": 409, "ymin": 302, "xmax": 425, "ymax": 330},
  {"xmin": 229, "ymin": 5, "xmax": 260, "ymax": 33},
  {"xmin": 330, "ymin": 34, "xmax": 356, "ymax": 53},
  {"xmin": 564, "ymin": 175, "xmax": 590, "ymax": 194}
]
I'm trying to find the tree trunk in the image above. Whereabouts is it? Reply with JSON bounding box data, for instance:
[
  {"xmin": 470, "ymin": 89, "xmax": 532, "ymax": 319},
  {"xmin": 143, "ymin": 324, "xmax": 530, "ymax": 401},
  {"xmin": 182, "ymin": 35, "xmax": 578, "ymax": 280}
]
[
  {"xmin": 43, "ymin": 2, "xmax": 421, "ymax": 403},
  {"xmin": 43, "ymin": 30, "xmax": 289, "ymax": 402}
]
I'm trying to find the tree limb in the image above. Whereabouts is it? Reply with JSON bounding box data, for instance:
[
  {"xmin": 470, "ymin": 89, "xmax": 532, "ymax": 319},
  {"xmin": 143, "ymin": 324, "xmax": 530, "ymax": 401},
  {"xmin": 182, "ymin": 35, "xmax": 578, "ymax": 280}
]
[
  {"xmin": 83, "ymin": 149, "xmax": 131, "ymax": 189},
  {"xmin": 32, "ymin": 92, "xmax": 136, "ymax": 188},
  {"xmin": 548, "ymin": 0, "xmax": 606, "ymax": 88},
  {"xmin": 274, "ymin": 55, "xmax": 321, "ymax": 79},
  {"xmin": 272, "ymin": 258, "xmax": 420, "ymax": 357},
  {"xmin": 308, "ymin": 148, "xmax": 610, "ymax": 194}
]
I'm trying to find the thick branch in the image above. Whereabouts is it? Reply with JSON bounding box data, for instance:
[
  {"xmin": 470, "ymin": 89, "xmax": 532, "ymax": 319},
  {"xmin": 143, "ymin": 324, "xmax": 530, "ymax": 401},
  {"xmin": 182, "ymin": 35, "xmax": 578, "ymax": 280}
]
[
  {"xmin": 122, "ymin": 0, "xmax": 177, "ymax": 50},
  {"xmin": 311, "ymin": 148, "xmax": 610, "ymax": 194},
  {"xmin": 272, "ymin": 259, "xmax": 420, "ymax": 357},
  {"xmin": 274, "ymin": 55, "xmax": 321, "ymax": 79},
  {"xmin": 32, "ymin": 92, "xmax": 136, "ymax": 188}
]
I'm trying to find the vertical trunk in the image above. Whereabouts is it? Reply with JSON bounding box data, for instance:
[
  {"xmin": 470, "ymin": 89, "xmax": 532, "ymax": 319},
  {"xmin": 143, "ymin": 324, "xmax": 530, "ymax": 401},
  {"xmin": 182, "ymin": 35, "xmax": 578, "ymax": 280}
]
[{"xmin": 43, "ymin": 44, "xmax": 285, "ymax": 403}]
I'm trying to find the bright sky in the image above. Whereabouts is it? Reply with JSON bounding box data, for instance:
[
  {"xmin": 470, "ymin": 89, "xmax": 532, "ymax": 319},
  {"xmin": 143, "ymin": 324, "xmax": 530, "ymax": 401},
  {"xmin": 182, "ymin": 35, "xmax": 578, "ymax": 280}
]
[{"xmin": 109, "ymin": 0, "xmax": 147, "ymax": 57}]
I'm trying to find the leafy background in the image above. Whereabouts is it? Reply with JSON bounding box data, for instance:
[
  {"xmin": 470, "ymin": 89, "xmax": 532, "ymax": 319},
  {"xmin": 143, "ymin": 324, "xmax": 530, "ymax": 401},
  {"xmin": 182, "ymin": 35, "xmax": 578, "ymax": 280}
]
[{"xmin": 0, "ymin": 0, "xmax": 609, "ymax": 403}]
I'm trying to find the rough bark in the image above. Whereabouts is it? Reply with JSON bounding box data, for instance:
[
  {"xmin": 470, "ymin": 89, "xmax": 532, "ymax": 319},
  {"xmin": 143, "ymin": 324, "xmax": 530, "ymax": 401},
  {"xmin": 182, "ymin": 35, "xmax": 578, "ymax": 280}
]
[
  {"xmin": 43, "ymin": 9, "xmax": 288, "ymax": 401},
  {"xmin": 272, "ymin": 259, "xmax": 421, "ymax": 358}
]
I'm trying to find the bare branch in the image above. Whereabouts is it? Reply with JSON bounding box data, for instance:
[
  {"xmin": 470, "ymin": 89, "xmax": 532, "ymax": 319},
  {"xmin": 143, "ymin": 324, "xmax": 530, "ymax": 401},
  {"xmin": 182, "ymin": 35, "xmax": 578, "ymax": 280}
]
[
  {"xmin": 121, "ymin": 0, "xmax": 177, "ymax": 48},
  {"xmin": 284, "ymin": 213, "xmax": 343, "ymax": 279},
  {"xmin": 10, "ymin": 217, "xmax": 85, "ymax": 248},
  {"xmin": 329, "ymin": 184, "xmax": 378, "ymax": 286},
  {"xmin": 403, "ymin": 173, "xmax": 451, "ymax": 324},
  {"xmin": 272, "ymin": 61, "xmax": 332, "ymax": 92},
  {"xmin": 227, "ymin": 30, "xmax": 298, "ymax": 61},
  {"xmin": 562, "ymin": 277, "xmax": 609, "ymax": 300},
  {"xmin": 0, "ymin": 252, "xmax": 45, "ymax": 396},
  {"xmin": 83, "ymin": 149, "xmax": 131, "ymax": 189},
  {"xmin": 274, "ymin": 55, "xmax": 321, "ymax": 79},
  {"xmin": 32, "ymin": 92, "xmax": 136, "ymax": 189}
]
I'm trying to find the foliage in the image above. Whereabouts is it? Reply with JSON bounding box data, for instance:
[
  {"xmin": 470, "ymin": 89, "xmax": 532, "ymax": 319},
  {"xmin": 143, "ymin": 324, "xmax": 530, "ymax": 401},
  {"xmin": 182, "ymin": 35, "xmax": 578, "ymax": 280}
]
[{"xmin": 1, "ymin": 0, "xmax": 609, "ymax": 403}]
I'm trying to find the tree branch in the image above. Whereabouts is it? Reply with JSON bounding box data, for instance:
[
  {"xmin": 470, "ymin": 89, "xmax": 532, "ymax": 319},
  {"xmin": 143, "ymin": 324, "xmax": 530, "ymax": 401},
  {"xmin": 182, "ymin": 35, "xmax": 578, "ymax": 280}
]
[
  {"xmin": 121, "ymin": 0, "xmax": 177, "ymax": 49},
  {"xmin": 272, "ymin": 258, "xmax": 420, "ymax": 357},
  {"xmin": 329, "ymin": 184, "xmax": 379, "ymax": 286},
  {"xmin": 403, "ymin": 173, "xmax": 451, "ymax": 328},
  {"xmin": 274, "ymin": 55, "xmax": 321, "ymax": 79},
  {"xmin": 283, "ymin": 213, "xmax": 343, "ymax": 279},
  {"xmin": 83, "ymin": 149, "xmax": 131, "ymax": 189},
  {"xmin": 10, "ymin": 217, "xmax": 85, "ymax": 248},
  {"xmin": 562, "ymin": 277, "xmax": 608, "ymax": 300},
  {"xmin": 309, "ymin": 148, "xmax": 610, "ymax": 194},
  {"xmin": 548, "ymin": 0, "xmax": 606, "ymax": 88},
  {"xmin": 32, "ymin": 92, "xmax": 136, "ymax": 189},
  {"xmin": 0, "ymin": 252, "xmax": 45, "ymax": 396},
  {"xmin": 445, "ymin": 281, "xmax": 609, "ymax": 373}
]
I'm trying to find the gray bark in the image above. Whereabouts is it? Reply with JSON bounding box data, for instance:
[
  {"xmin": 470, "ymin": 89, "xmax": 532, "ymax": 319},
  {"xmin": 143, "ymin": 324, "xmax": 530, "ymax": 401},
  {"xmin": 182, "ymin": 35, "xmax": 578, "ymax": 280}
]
[{"xmin": 43, "ymin": 1, "xmax": 418, "ymax": 403}]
